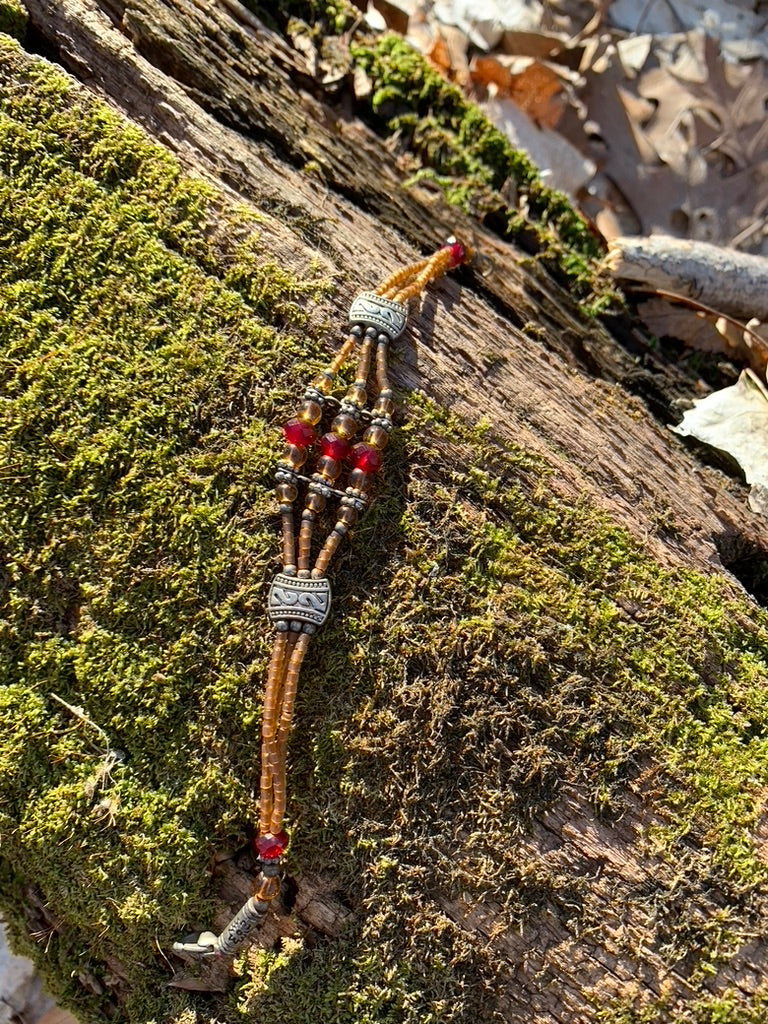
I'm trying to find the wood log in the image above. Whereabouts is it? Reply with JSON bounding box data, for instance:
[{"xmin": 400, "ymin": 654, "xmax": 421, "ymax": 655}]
[
  {"xmin": 607, "ymin": 234, "xmax": 768, "ymax": 322},
  {"xmin": 1, "ymin": 4, "xmax": 768, "ymax": 1024}
]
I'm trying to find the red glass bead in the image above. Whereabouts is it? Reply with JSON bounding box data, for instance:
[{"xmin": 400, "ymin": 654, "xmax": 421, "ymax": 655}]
[
  {"xmin": 351, "ymin": 443, "xmax": 382, "ymax": 473},
  {"xmin": 446, "ymin": 240, "xmax": 465, "ymax": 267},
  {"xmin": 283, "ymin": 418, "xmax": 315, "ymax": 447},
  {"xmin": 320, "ymin": 433, "xmax": 351, "ymax": 461},
  {"xmin": 254, "ymin": 830, "xmax": 289, "ymax": 860}
]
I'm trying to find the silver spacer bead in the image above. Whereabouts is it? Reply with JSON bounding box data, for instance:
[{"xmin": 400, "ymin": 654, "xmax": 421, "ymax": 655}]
[
  {"xmin": 309, "ymin": 477, "xmax": 333, "ymax": 499},
  {"xmin": 302, "ymin": 385, "xmax": 326, "ymax": 405},
  {"xmin": 339, "ymin": 400, "xmax": 361, "ymax": 418}
]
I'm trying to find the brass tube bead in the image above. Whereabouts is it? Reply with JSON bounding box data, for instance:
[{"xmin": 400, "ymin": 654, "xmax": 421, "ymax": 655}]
[
  {"xmin": 376, "ymin": 256, "xmax": 431, "ymax": 299},
  {"xmin": 281, "ymin": 509, "xmax": 296, "ymax": 570},
  {"xmin": 376, "ymin": 341, "xmax": 390, "ymax": 390},
  {"xmin": 269, "ymin": 633, "xmax": 310, "ymax": 833},
  {"xmin": 328, "ymin": 334, "xmax": 358, "ymax": 375},
  {"xmin": 314, "ymin": 530, "xmax": 343, "ymax": 575}
]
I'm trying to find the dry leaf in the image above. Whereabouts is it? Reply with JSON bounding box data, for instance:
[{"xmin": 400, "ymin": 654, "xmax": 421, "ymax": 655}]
[
  {"xmin": 499, "ymin": 29, "xmax": 568, "ymax": 59},
  {"xmin": 673, "ymin": 370, "xmax": 768, "ymax": 517},
  {"xmin": 637, "ymin": 300, "xmax": 725, "ymax": 351},
  {"xmin": 608, "ymin": 0, "xmax": 767, "ymax": 61},
  {"xmin": 368, "ymin": 0, "xmax": 414, "ymax": 36},
  {"xmin": 425, "ymin": 23, "xmax": 471, "ymax": 84},
  {"xmin": 433, "ymin": 0, "xmax": 544, "ymax": 50},
  {"xmin": 483, "ymin": 95, "xmax": 595, "ymax": 195}
]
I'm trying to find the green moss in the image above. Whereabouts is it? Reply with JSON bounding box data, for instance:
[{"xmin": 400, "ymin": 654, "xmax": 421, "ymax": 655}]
[
  {"xmin": 1, "ymin": 32, "xmax": 768, "ymax": 1024},
  {"xmin": 351, "ymin": 35, "xmax": 604, "ymax": 296},
  {"xmin": 597, "ymin": 987, "xmax": 768, "ymax": 1023},
  {"xmin": 242, "ymin": 0, "xmax": 353, "ymax": 35},
  {"xmin": 0, "ymin": 0, "xmax": 25, "ymax": 40}
]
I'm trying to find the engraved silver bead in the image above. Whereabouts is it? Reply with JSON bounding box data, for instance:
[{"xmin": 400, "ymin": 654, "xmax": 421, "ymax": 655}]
[
  {"xmin": 268, "ymin": 572, "xmax": 332, "ymax": 629},
  {"xmin": 349, "ymin": 292, "xmax": 407, "ymax": 339}
]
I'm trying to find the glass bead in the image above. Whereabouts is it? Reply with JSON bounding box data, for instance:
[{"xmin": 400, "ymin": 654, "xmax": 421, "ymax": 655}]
[
  {"xmin": 363, "ymin": 425, "xmax": 389, "ymax": 450},
  {"xmin": 320, "ymin": 433, "xmax": 351, "ymax": 461},
  {"xmin": 332, "ymin": 413, "xmax": 358, "ymax": 439},
  {"xmin": 446, "ymin": 240, "xmax": 466, "ymax": 267},
  {"xmin": 276, "ymin": 482, "xmax": 298, "ymax": 502},
  {"xmin": 308, "ymin": 492, "xmax": 326, "ymax": 513},
  {"xmin": 283, "ymin": 418, "xmax": 316, "ymax": 447},
  {"xmin": 298, "ymin": 400, "xmax": 323, "ymax": 425},
  {"xmin": 349, "ymin": 468, "xmax": 373, "ymax": 491},
  {"xmin": 351, "ymin": 443, "xmax": 382, "ymax": 473},
  {"xmin": 282, "ymin": 444, "xmax": 307, "ymax": 469},
  {"xmin": 346, "ymin": 384, "xmax": 367, "ymax": 407},
  {"xmin": 338, "ymin": 506, "xmax": 358, "ymax": 526},
  {"xmin": 374, "ymin": 396, "xmax": 395, "ymax": 416},
  {"xmin": 317, "ymin": 455, "xmax": 342, "ymax": 480},
  {"xmin": 254, "ymin": 830, "xmax": 289, "ymax": 860},
  {"xmin": 255, "ymin": 875, "xmax": 280, "ymax": 901}
]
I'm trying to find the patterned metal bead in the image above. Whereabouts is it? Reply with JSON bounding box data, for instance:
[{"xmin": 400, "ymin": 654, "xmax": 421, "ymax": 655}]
[
  {"xmin": 309, "ymin": 475, "xmax": 334, "ymax": 497},
  {"xmin": 215, "ymin": 897, "xmax": 267, "ymax": 957},
  {"xmin": 268, "ymin": 573, "xmax": 332, "ymax": 628},
  {"xmin": 339, "ymin": 399, "xmax": 362, "ymax": 419},
  {"xmin": 341, "ymin": 490, "xmax": 367, "ymax": 514},
  {"xmin": 349, "ymin": 292, "xmax": 407, "ymax": 339},
  {"xmin": 275, "ymin": 466, "xmax": 300, "ymax": 484}
]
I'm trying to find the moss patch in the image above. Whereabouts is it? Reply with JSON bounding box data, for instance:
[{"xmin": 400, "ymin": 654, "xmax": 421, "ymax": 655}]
[
  {"xmin": 1, "ymin": 32, "xmax": 768, "ymax": 1024},
  {"xmin": 242, "ymin": 3, "xmax": 606, "ymax": 301},
  {"xmin": 0, "ymin": 3, "xmax": 25, "ymax": 40},
  {"xmin": 350, "ymin": 35, "xmax": 601, "ymax": 290}
]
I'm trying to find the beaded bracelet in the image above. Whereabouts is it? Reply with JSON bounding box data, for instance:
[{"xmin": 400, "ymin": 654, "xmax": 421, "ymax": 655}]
[{"xmin": 174, "ymin": 239, "xmax": 472, "ymax": 958}]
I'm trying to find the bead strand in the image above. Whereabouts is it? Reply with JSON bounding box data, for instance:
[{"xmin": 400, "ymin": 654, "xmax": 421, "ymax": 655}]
[
  {"xmin": 269, "ymin": 631, "xmax": 311, "ymax": 834},
  {"xmin": 173, "ymin": 240, "xmax": 471, "ymax": 961}
]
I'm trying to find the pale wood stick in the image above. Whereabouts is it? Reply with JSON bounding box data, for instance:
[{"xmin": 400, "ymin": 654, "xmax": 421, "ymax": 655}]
[{"xmin": 605, "ymin": 235, "xmax": 768, "ymax": 322}]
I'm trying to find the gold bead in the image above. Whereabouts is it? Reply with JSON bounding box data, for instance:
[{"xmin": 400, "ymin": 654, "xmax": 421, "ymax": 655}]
[
  {"xmin": 298, "ymin": 400, "xmax": 322, "ymax": 425},
  {"xmin": 276, "ymin": 482, "xmax": 298, "ymax": 502},
  {"xmin": 363, "ymin": 425, "xmax": 388, "ymax": 449},
  {"xmin": 332, "ymin": 413, "xmax": 358, "ymax": 439}
]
